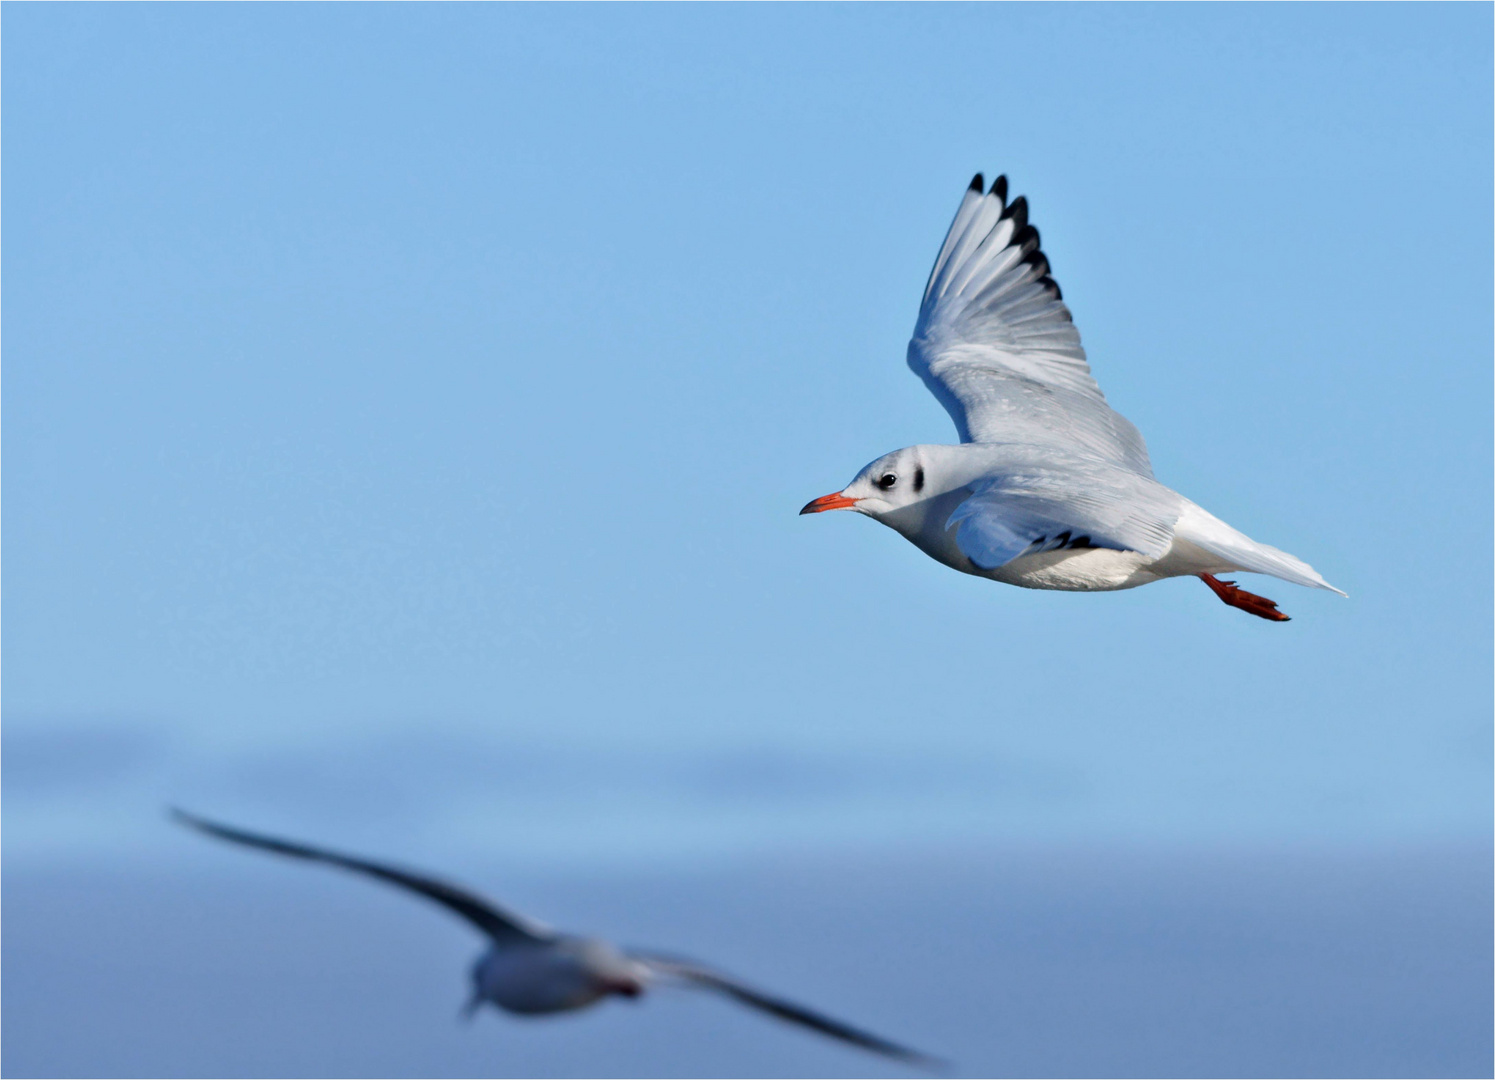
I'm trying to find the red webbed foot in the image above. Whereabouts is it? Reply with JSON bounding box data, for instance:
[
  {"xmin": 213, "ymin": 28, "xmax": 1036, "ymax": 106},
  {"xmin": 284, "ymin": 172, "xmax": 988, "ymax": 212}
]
[{"xmin": 1199, "ymin": 573, "xmax": 1290, "ymax": 622}]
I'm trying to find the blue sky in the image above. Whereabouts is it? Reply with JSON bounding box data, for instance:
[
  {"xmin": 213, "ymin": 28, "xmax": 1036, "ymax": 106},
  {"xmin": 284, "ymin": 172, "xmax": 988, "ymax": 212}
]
[{"xmin": 5, "ymin": 3, "xmax": 1491, "ymax": 871}]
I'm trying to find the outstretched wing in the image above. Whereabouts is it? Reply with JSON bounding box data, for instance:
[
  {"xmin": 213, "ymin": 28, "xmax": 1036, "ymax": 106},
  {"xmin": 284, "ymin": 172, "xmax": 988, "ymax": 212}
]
[
  {"xmin": 171, "ymin": 808, "xmax": 551, "ymax": 945},
  {"xmin": 908, "ymin": 174, "xmax": 1153, "ymax": 476},
  {"xmin": 948, "ymin": 454, "xmax": 1182, "ymax": 570},
  {"xmin": 633, "ymin": 951, "xmax": 944, "ymax": 1069}
]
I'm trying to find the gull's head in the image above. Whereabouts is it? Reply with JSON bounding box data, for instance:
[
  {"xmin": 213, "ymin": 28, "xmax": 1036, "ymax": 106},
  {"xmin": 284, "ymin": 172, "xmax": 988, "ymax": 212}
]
[{"xmin": 800, "ymin": 447, "xmax": 930, "ymax": 520}]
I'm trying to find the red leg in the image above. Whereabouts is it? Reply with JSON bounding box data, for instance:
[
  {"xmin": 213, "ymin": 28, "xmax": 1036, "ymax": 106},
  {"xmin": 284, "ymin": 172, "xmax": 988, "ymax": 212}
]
[{"xmin": 1199, "ymin": 573, "xmax": 1290, "ymax": 622}]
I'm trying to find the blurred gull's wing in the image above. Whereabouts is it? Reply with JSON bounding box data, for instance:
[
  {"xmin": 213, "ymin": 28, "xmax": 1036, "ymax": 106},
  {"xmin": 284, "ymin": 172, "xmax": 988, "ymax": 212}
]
[
  {"xmin": 908, "ymin": 174, "xmax": 1154, "ymax": 476},
  {"xmin": 170, "ymin": 808, "xmax": 551, "ymax": 944},
  {"xmin": 633, "ymin": 951, "xmax": 946, "ymax": 1070}
]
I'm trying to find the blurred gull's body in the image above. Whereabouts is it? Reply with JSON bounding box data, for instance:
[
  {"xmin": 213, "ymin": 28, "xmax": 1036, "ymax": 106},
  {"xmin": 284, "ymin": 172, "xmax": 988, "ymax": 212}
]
[{"xmin": 172, "ymin": 810, "xmax": 939, "ymax": 1068}]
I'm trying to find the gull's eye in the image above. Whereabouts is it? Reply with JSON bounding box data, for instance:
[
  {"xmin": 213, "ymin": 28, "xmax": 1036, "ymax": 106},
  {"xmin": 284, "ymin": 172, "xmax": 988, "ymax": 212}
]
[{"xmin": 878, "ymin": 473, "xmax": 898, "ymax": 490}]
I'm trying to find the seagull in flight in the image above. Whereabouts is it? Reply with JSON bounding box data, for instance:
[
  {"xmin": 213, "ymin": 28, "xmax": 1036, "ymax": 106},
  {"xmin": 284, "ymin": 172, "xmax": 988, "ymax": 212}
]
[
  {"xmin": 171, "ymin": 809, "xmax": 941, "ymax": 1069},
  {"xmin": 802, "ymin": 174, "xmax": 1343, "ymax": 621}
]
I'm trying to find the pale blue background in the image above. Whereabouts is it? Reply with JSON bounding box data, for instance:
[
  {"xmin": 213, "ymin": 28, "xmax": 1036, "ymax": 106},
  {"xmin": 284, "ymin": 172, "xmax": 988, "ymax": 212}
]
[{"xmin": 4, "ymin": 5, "xmax": 1491, "ymax": 1077}]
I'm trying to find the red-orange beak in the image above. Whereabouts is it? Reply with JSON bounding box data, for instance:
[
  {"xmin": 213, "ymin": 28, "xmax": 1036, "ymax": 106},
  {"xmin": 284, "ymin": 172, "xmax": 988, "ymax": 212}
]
[{"xmin": 799, "ymin": 492, "xmax": 860, "ymax": 515}]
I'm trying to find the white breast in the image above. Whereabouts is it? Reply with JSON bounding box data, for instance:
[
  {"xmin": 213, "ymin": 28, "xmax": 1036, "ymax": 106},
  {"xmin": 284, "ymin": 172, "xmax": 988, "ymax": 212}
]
[
  {"xmin": 883, "ymin": 494, "xmax": 1160, "ymax": 592},
  {"xmin": 983, "ymin": 546, "xmax": 1158, "ymax": 591},
  {"xmin": 476, "ymin": 942, "xmax": 613, "ymax": 1015}
]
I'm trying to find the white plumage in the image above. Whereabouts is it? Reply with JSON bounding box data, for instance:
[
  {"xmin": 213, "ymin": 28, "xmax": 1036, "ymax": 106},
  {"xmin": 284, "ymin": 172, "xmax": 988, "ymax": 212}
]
[{"xmin": 803, "ymin": 174, "xmax": 1343, "ymax": 621}]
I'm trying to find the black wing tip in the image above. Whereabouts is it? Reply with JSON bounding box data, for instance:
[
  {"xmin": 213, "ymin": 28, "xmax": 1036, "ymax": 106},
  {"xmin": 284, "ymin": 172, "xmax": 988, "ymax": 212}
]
[
  {"xmin": 944, "ymin": 173, "xmax": 1068, "ymax": 310},
  {"xmin": 168, "ymin": 807, "xmax": 295, "ymax": 853},
  {"xmin": 169, "ymin": 806, "xmax": 256, "ymax": 838},
  {"xmin": 1018, "ymin": 234, "xmax": 1065, "ymax": 300},
  {"xmin": 169, "ymin": 806, "xmax": 293, "ymax": 855},
  {"xmin": 855, "ymin": 1039, "xmax": 951, "ymax": 1072},
  {"xmin": 968, "ymin": 173, "xmax": 1011, "ymax": 208},
  {"xmin": 898, "ymin": 1049, "xmax": 955, "ymax": 1074},
  {"xmin": 998, "ymin": 185, "xmax": 1067, "ymax": 303},
  {"xmin": 1002, "ymin": 194, "xmax": 1030, "ymax": 231},
  {"xmin": 169, "ymin": 805, "xmax": 210, "ymax": 830},
  {"xmin": 1011, "ymin": 223, "xmax": 1039, "ymax": 258},
  {"xmin": 650, "ymin": 954, "xmax": 949, "ymax": 1070}
]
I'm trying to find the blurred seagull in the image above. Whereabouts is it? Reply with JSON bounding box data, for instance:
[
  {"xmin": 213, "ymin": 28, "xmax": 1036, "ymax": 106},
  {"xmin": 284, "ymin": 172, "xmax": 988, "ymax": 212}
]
[
  {"xmin": 171, "ymin": 809, "xmax": 941, "ymax": 1069},
  {"xmin": 802, "ymin": 174, "xmax": 1343, "ymax": 621}
]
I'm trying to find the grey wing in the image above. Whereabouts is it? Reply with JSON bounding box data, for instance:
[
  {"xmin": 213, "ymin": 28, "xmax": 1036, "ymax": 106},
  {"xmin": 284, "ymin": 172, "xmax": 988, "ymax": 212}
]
[
  {"xmin": 948, "ymin": 455, "xmax": 1182, "ymax": 570},
  {"xmin": 907, "ymin": 174, "xmax": 1154, "ymax": 476},
  {"xmin": 634, "ymin": 951, "xmax": 945, "ymax": 1069},
  {"xmin": 171, "ymin": 809, "xmax": 551, "ymax": 945}
]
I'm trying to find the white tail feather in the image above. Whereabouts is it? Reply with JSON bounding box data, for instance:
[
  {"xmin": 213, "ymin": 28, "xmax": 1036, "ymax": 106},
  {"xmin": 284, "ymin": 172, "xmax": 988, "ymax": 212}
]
[{"xmin": 1175, "ymin": 501, "xmax": 1346, "ymax": 595}]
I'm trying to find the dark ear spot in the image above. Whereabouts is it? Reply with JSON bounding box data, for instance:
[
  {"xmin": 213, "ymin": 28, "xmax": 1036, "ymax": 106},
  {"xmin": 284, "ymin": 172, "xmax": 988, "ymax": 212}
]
[{"xmin": 914, "ymin": 466, "xmax": 925, "ymax": 493}]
